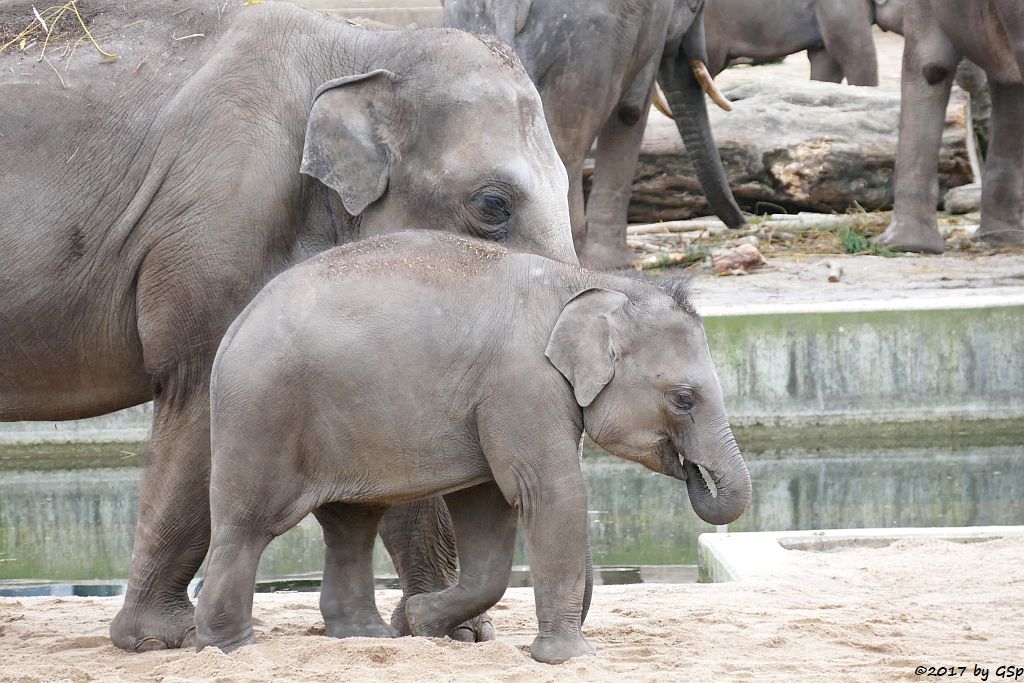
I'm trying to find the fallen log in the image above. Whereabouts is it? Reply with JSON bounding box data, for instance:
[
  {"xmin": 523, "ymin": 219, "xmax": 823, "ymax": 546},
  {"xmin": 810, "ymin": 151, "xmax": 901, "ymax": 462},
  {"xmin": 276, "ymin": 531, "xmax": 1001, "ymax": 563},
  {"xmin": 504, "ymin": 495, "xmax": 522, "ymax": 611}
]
[{"xmin": 586, "ymin": 78, "xmax": 974, "ymax": 223}]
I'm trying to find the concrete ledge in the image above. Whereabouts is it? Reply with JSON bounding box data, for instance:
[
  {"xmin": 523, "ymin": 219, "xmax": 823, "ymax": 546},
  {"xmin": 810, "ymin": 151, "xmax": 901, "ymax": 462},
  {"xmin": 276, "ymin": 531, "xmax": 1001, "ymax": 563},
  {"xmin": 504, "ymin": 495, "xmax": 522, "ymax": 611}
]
[{"xmin": 698, "ymin": 526, "xmax": 1024, "ymax": 583}]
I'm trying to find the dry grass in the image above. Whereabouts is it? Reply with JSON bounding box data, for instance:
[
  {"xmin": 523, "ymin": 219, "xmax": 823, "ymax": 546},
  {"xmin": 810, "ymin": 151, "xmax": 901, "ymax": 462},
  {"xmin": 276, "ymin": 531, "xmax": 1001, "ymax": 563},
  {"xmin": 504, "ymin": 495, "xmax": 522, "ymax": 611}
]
[
  {"xmin": 632, "ymin": 211, "xmax": 1021, "ymax": 272},
  {"xmin": 0, "ymin": 1, "xmax": 139, "ymax": 65}
]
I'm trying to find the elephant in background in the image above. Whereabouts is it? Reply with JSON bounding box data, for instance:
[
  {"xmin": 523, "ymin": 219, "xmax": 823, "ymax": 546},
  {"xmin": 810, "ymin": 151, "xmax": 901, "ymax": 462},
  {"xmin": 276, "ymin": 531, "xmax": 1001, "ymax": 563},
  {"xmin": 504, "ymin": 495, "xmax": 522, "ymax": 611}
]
[
  {"xmin": 0, "ymin": 0, "xmax": 574, "ymax": 652},
  {"xmin": 704, "ymin": 0, "xmax": 906, "ymax": 86},
  {"xmin": 879, "ymin": 0, "xmax": 1024, "ymax": 252},
  {"xmin": 443, "ymin": 0, "xmax": 746, "ymax": 268}
]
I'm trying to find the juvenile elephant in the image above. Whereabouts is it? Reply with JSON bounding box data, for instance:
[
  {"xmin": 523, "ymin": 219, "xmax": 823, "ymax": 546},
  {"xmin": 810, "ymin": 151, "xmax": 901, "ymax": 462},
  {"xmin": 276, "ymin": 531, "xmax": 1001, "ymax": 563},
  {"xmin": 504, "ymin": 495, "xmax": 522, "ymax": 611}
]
[
  {"xmin": 879, "ymin": 0, "xmax": 1024, "ymax": 252},
  {"xmin": 0, "ymin": 0, "xmax": 574, "ymax": 652},
  {"xmin": 704, "ymin": 0, "xmax": 906, "ymax": 85},
  {"xmin": 443, "ymin": 0, "xmax": 746, "ymax": 268},
  {"xmin": 197, "ymin": 231, "xmax": 751, "ymax": 664}
]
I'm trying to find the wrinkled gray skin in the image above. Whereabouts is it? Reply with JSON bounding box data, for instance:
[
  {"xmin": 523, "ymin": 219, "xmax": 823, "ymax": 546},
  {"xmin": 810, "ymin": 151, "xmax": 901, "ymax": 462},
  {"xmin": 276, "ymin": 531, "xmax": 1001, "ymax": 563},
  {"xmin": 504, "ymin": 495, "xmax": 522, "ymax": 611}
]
[
  {"xmin": 879, "ymin": 0, "xmax": 1024, "ymax": 252},
  {"xmin": 197, "ymin": 231, "xmax": 751, "ymax": 664},
  {"xmin": 705, "ymin": 0, "xmax": 906, "ymax": 85},
  {"xmin": 0, "ymin": 0, "xmax": 575, "ymax": 652},
  {"xmin": 443, "ymin": 0, "xmax": 746, "ymax": 269}
]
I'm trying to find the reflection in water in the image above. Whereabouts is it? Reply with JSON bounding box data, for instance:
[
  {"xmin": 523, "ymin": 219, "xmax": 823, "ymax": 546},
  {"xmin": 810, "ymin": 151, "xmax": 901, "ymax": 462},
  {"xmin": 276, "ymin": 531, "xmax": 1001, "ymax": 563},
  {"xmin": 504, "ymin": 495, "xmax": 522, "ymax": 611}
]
[{"xmin": 0, "ymin": 443, "xmax": 1021, "ymax": 586}]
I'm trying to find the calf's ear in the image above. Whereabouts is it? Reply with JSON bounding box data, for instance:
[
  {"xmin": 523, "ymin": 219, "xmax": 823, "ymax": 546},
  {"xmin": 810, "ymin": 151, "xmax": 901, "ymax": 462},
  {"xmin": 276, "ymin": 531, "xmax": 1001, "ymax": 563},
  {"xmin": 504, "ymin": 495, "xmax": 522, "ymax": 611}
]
[
  {"xmin": 301, "ymin": 69, "xmax": 396, "ymax": 217},
  {"xmin": 545, "ymin": 288, "xmax": 630, "ymax": 407}
]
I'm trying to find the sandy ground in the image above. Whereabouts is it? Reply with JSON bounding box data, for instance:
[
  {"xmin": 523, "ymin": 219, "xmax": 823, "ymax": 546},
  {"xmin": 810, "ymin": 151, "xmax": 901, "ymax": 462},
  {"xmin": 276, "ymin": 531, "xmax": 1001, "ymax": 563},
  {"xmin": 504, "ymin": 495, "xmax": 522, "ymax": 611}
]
[{"xmin": 1, "ymin": 536, "xmax": 1021, "ymax": 682}]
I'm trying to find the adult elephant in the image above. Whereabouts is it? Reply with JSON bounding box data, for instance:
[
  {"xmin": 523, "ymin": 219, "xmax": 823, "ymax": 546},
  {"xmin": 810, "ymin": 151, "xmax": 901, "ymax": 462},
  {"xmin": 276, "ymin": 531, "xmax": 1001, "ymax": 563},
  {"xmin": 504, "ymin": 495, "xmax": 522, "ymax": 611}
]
[
  {"xmin": 0, "ymin": 0, "xmax": 574, "ymax": 652},
  {"xmin": 443, "ymin": 0, "xmax": 745, "ymax": 268},
  {"xmin": 705, "ymin": 0, "xmax": 906, "ymax": 86},
  {"xmin": 879, "ymin": 0, "xmax": 1024, "ymax": 252}
]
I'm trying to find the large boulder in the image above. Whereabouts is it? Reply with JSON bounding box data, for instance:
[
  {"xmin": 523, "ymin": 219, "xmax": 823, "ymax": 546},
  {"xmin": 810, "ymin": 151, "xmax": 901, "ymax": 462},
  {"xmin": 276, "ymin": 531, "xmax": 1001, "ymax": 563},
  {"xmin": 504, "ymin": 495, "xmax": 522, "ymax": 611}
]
[{"xmin": 588, "ymin": 78, "xmax": 974, "ymax": 223}]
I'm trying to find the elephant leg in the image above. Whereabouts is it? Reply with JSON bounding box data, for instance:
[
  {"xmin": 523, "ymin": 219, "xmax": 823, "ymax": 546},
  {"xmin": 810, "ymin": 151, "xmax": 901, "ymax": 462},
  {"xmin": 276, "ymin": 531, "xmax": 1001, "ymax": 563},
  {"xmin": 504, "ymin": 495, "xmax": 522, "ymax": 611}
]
[
  {"xmin": 109, "ymin": 386, "xmax": 211, "ymax": 652},
  {"xmin": 815, "ymin": 0, "xmax": 879, "ymax": 86},
  {"xmin": 808, "ymin": 46, "xmax": 844, "ymax": 83},
  {"xmin": 518, "ymin": 472, "xmax": 593, "ymax": 664},
  {"xmin": 977, "ymin": 81, "xmax": 1024, "ymax": 245},
  {"xmin": 194, "ymin": 526, "xmax": 273, "ymax": 652},
  {"xmin": 315, "ymin": 502, "xmax": 396, "ymax": 638},
  {"xmin": 878, "ymin": 4, "xmax": 958, "ymax": 254},
  {"xmin": 567, "ymin": 157, "xmax": 588, "ymax": 254},
  {"xmin": 378, "ymin": 498, "xmax": 494, "ymax": 642},
  {"xmin": 405, "ymin": 482, "xmax": 517, "ymax": 638},
  {"xmin": 581, "ymin": 60, "xmax": 659, "ymax": 269}
]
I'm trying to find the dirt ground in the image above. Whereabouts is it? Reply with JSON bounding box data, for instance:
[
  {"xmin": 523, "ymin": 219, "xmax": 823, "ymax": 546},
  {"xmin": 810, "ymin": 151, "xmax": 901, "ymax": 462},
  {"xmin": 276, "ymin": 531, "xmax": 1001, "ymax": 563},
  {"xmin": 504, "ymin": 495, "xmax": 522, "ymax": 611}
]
[
  {"xmin": 1, "ymin": 536, "xmax": 1021, "ymax": 682},
  {"xmin": 688, "ymin": 245, "xmax": 1024, "ymax": 310}
]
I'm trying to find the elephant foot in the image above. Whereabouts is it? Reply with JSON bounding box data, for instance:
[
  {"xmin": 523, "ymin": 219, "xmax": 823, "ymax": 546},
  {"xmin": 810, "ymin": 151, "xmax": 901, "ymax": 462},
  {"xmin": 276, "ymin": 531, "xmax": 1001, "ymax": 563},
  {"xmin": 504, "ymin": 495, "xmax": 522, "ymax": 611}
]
[
  {"xmin": 579, "ymin": 241, "xmax": 635, "ymax": 271},
  {"xmin": 324, "ymin": 613, "xmax": 399, "ymax": 639},
  {"xmin": 403, "ymin": 593, "xmax": 496, "ymax": 642},
  {"xmin": 530, "ymin": 632, "xmax": 596, "ymax": 664},
  {"xmin": 876, "ymin": 222, "xmax": 945, "ymax": 254},
  {"xmin": 196, "ymin": 627, "xmax": 256, "ymax": 653},
  {"xmin": 976, "ymin": 225, "xmax": 1024, "ymax": 246},
  {"xmin": 404, "ymin": 593, "xmax": 451, "ymax": 638},
  {"xmin": 449, "ymin": 612, "xmax": 495, "ymax": 642},
  {"xmin": 110, "ymin": 597, "xmax": 196, "ymax": 653}
]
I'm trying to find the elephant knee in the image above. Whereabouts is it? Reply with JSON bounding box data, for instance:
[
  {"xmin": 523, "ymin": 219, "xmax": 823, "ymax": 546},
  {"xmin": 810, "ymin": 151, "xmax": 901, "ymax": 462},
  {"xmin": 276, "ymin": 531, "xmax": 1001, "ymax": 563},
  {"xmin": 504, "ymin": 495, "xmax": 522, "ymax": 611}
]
[
  {"xmin": 616, "ymin": 104, "xmax": 643, "ymax": 126},
  {"xmin": 922, "ymin": 62, "xmax": 953, "ymax": 85}
]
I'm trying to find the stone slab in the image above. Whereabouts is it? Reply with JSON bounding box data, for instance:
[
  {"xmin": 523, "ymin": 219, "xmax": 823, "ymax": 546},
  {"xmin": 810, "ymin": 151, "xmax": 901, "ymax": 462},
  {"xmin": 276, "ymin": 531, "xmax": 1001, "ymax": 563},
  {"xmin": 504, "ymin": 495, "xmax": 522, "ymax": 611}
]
[{"xmin": 698, "ymin": 526, "xmax": 1024, "ymax": 583}]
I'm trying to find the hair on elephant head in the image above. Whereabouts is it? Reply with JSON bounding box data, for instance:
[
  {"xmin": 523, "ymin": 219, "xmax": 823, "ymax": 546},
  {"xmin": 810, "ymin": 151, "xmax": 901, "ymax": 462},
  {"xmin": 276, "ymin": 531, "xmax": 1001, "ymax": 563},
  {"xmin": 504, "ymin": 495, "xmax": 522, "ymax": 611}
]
[
  {"xmin": 546, "ymin": 278, "xmax": 751, "ymax": 526},
  {"xmin": 302, "ymin": 31, "xmax": 576, "ymax": 264}
]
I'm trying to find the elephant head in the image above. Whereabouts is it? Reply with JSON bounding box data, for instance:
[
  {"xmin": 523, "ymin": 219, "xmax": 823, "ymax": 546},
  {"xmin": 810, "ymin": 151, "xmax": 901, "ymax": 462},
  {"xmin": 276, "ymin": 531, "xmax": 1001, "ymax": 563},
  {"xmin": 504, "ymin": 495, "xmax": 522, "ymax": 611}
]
[
  {"xmin": 545, "ymin": 280, "xmax": 751, "ymax": 526},
  {"xmin": 873, "ymin": 0, "xmax": 906, "ymax": 34},
  {"xmin": 301, "ymin": 31, "xmax": 576, "ymax": 264}
]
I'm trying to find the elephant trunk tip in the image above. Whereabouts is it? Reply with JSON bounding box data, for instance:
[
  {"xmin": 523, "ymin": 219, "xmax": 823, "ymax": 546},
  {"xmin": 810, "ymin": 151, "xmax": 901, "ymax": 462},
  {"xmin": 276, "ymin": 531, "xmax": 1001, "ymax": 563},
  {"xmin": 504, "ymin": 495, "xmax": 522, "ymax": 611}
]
[{"xmin": 684, "ymin": 460, "xmax": 751, "ymax": 526}]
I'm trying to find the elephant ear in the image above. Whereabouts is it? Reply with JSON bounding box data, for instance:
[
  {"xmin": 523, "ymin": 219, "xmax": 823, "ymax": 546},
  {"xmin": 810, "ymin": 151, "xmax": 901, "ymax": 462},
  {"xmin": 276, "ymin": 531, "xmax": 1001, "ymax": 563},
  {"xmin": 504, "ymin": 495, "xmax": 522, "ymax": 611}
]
[
  {"xmin": 486, "ymin": 0, "xmax": 531, "ymax": 45},
  {"xmin": 301, "ymin": 69, "xmax": 396, "ymax": 217},
  {"xmin": 545, "ymin": 288, "xmax": 630, "ymax": 408}
]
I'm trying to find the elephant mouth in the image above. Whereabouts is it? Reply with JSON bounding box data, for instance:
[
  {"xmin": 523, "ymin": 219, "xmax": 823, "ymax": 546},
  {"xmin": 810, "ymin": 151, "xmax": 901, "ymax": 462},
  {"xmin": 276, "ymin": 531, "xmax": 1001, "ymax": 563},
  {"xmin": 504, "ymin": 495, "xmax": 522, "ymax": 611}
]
[{"xmin": 659, "ymin": 440, "xmax": 689, "ymax": 481}]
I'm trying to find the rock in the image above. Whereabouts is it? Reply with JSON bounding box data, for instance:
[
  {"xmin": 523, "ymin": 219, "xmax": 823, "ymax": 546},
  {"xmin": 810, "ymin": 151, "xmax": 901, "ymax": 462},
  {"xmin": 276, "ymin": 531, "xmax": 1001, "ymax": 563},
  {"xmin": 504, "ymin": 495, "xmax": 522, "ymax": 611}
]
[
  {"xmin": 944, "ymin": 183, "xmax": 982, "ymax": 215},
  {"xmin": 712, "ymin": 242, "xmax": 766, "ymax": 274},
  {"xmin": 585, "ymin": 78, "xmax": 975, "ymax": 223}
]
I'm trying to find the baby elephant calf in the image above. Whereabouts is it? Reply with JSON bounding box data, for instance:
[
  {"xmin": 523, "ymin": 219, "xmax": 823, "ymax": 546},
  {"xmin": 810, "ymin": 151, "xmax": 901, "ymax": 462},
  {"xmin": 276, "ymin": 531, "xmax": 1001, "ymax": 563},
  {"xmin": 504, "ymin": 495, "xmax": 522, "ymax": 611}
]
[{"xmin": 196, "ymin": 231, "xmax": 751, "ymax": 664}]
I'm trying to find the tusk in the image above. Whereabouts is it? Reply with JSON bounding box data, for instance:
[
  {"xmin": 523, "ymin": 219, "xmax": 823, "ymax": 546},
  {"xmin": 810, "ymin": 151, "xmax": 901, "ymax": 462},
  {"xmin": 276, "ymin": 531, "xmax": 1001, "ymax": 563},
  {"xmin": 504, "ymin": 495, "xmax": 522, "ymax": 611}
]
[
  {"xmin": 652, "ymin": 82, "xmax": 673, "ymax": 118},
  {"xmin": 688, "ymin": 59, "xmax": 733, "ymax": 112}
]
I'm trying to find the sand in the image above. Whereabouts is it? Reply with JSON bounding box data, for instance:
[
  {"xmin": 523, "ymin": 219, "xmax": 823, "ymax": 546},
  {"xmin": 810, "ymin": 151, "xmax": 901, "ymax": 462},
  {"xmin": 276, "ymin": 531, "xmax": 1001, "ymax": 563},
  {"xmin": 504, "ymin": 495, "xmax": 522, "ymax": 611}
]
[{"xmin": 1, "ymin": 536, "xmax": 1021, "ymax": 682}]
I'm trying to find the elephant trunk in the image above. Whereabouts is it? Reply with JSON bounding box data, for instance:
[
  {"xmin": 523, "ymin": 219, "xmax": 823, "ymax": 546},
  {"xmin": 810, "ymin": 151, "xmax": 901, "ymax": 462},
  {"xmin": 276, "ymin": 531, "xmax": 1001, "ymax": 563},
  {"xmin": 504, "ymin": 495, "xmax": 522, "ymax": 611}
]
[
  {"xmin": 681, "ymin": 430, "xmax": 751, "ymax": 526},
  {"xmin": 581, "ymin": 536, "xmax": 593, "ymax": 625},
  {"xmin": 658, "ymin": 19, "xmax": 745, "ymax": 228}
]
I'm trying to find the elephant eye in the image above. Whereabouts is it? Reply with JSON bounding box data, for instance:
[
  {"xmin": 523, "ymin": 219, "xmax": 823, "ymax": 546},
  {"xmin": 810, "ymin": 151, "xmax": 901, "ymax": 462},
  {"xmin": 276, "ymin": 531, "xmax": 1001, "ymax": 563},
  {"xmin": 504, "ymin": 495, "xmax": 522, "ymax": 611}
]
[
  {"xmin": 469, "ymin": 187, "xmax": 513, "ymax": 226},
  {"xmin": 670, "ymin": 391, "xmax": 695, "ymax": 412}
]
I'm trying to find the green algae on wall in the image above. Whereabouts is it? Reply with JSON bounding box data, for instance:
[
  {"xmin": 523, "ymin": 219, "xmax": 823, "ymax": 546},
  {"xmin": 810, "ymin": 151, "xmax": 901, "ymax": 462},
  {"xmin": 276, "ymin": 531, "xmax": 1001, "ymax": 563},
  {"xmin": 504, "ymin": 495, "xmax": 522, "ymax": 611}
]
[{"xmin": 704, "ymin": 305, "xmax": 1024, "ymax": 426}]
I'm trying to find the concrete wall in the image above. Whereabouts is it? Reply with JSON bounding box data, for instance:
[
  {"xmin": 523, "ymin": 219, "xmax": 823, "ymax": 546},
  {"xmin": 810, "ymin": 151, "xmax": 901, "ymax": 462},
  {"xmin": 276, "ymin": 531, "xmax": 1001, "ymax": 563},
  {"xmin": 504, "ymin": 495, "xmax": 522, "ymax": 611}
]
[
  {"xmin": 294, "ymin": 0, "xmax": 442, "ymax": 25},
  {"xmin": 2, "ymin": 302, "xmax": 1020, "ymax": 444},
  {"xmin": 705, "ymin": 303, "xmax": 1024, "ymax": 427}
]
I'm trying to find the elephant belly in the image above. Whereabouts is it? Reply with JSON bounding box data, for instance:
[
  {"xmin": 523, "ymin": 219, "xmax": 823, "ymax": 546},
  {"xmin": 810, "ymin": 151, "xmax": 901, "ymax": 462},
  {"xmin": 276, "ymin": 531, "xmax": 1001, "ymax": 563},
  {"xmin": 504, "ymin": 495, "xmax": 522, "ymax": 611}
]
[
  {"xmin": 0, "ymin": 264, "xmax": 150, "ymax": 421},
  {"xmin": 718, "ymin": 0, "xmax": 821, "ymax": 60}
]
